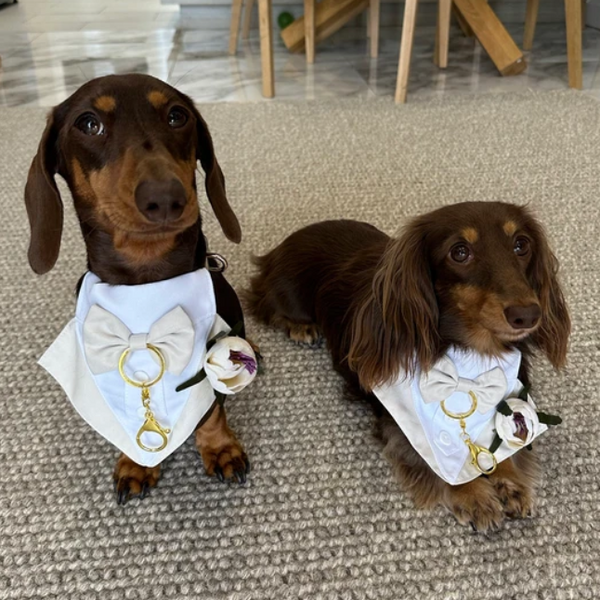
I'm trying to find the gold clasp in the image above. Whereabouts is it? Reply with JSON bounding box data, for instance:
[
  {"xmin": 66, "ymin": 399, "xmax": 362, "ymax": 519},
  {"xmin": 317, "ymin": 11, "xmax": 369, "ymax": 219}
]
[
  {"xmin": 118, "ymin": 344, "xmax": 171, "ymax": 453},
  {"xmin": 464, "ymin": 436, "xmax": 497, "ymax": 475},
  {"xmin": 441, "ymin": 391, "xmax": 498, "ymax": 476},
  {"xmin": 136, "ymin": 410, "xmax": 171, "ymax": 453}
]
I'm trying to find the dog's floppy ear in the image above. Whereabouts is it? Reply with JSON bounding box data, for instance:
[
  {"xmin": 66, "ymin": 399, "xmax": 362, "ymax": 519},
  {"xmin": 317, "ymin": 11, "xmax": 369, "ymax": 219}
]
[
  {"xmin": 347, "ymin": 218, "xmax": 440, "ymax": 391},
  {"xmin": 24, "ymin": 112, "xmax": 64, "ymax": 274},
  {"xmin": 191, "ymin": 105, "xmax": 241, "ymax": 244},
  {"xmin": 528, "ymin": 221, "xmax": 570, "ymax": 369}
]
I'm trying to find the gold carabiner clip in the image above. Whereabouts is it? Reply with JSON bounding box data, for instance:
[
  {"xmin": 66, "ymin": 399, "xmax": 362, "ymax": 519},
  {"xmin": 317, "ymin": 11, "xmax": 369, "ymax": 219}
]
[
  {"xmin": 441, "ymin": 391, "xmax": 498, "ymax": 476},
  {"xmin": 464, "ymin": 437, "xmax": 497, "ymax": 475},
  {"xmin": 136, "ymin": 411, "xmax": 171, "ymax": 453},
  {"xmin": 118, "ymin": 344, "xmax": 171, "ymax": 453}
]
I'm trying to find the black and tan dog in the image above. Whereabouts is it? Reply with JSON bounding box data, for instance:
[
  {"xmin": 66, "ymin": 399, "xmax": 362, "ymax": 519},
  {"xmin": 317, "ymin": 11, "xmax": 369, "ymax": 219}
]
[
  {"xmin": 246, "ymin": 204, "xmax": 570, "ymax": 531},
  {"xmin": 25, "ymin": 74, "xmax": 249, "ymax": 504}
]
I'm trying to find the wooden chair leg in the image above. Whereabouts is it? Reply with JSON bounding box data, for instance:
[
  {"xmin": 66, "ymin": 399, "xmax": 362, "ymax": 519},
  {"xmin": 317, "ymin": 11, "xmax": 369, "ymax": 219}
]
[
  {"xmin": 370, "ymin": 0, "xmax": 381, "ymax": 58},
  {"xmin": 565, "ymin": 0, "xmax": 583, "ymax": 89},
  {"xmin": 523, "ymin": 0, "xmax": 540, "ymax": 50},
  {"xmin": 229, "ymin": 0, "xmax": 244, "ymax": 55},
  {"xmin": 258, "ymin": 0, "xmax": 274, "ymax": 97},
  {"xmin": 395, "ymin": 0, "xmax": 419, "ymax": 103},
  {"xmin": 242, "ymin": 0, "xmax": 256, "ymax": 39},
  {"xmin": 304, "ymin": 0, "xmax": 315, "ymax": 64},
  {"xmin": 436, "ymin": 0, "xmax": 452, "ymax": 68}
]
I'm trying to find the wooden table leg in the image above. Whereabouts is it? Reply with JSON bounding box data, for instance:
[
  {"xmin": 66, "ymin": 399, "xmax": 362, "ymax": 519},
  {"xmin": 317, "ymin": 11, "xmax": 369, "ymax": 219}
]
[
  {"xmin": 258, "ymin": 0, "xmax": 274, "ymax": 97},
  {"xmin": 229, "ymin": 0, "xmax": 244, "ymax": 55},
  {"xmin": 523, "ymin": 0, "xmax": 540, "ymax": 50},
  {"xmin": 304, "ymin": 0, "xmax": 315, "ymax": 63},
  {"xmin": 369, "ymin": 0, "xmax": 380, "ymax": 58},
  {"xmin": 565, "ymin": 0, "xmax": 583, "ymax": 89},
  {"xmin": 395, "ymin": 0, "xmax": 419, "ymax": 103},
  {"xmin": 452, "ymin": 0, "xmax": 526, "ymax": 76},
  {"xmin": 436, "ymin": 0, "xmax": 452, "ymax": 68},
  {"xmin": 242, "ymin": 0, "xmax": 256, "ymax": 39}
]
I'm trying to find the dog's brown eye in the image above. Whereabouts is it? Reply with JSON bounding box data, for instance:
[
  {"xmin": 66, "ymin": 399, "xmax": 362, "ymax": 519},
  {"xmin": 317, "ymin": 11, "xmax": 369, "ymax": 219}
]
[
  {"xmin": 450, "ymin": 244, "xmax": 472, "ymax": 264},
  {"xmin": 514, "ymin": 237, "xmax": 531, "ymax": 256},
  {"xmin": 168, "ymin": 107, "xmax": 188, "ymax": 128},
  {"xmin": 75, "ymin": 113, "xmax": 104, "ymax": 136}
]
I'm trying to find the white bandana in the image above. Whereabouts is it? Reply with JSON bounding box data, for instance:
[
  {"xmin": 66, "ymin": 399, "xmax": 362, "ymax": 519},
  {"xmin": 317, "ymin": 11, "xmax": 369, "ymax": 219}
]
[
  {"xmin": 39, "ymin": 268, "xmax": 229, "ymax": 467},
  {"xmin": 373, "ymin": 348, "xmax": 548, "ymax": 485}
]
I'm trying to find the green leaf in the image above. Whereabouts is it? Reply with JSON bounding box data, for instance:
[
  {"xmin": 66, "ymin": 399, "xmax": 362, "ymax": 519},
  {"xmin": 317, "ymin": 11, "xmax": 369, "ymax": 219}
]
[
  {"xmin": 206, "ymin": 331, "xmax": 228, "ymax": 350},
  {"xmin": 496, "ymin": 400, "xmax": 513, "ymax": 416},
  {"xmin": 175, "ymin": 369, "xmax": 206, "ymax": 392},
  {"xmin": 518, "ymin": 385, "xmax": 531, "ymax": 401},
  {"xmin": 229, "ymin": 321, "xmax": 244, "ymax": 337},
  {"xmin": 537, "ymin": 411, "xmax": 563, "ymax": 426},
  {"xmin": 489, "ymin": 432, "xmax": 503, "ymax": 453}
]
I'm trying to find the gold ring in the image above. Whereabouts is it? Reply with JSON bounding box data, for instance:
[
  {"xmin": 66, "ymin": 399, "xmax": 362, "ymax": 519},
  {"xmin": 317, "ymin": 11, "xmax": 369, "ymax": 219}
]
[
  {"xmin": 118, "ymin": 343, "xmax": 166, "ymax": 388},
  {"xmin": 440, "ymin": 390, "xmax": 478, "ymax": 420}
]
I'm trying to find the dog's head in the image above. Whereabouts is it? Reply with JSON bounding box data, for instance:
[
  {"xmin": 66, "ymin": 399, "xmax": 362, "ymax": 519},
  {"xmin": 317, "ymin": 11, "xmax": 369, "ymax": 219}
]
[
  {"xmin": 349, "ymin": 202, "xmax": 570, "ymax": 390},
  {"xmin": 25, "ymin": 74, "xmax": 241, "ymax": 275}
]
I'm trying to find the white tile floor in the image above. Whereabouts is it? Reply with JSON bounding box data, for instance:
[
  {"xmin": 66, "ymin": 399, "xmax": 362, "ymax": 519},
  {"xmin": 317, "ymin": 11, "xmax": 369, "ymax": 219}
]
[{"xmin": 1, "ymin": 0, "xmax": 599, "ymax": 106}]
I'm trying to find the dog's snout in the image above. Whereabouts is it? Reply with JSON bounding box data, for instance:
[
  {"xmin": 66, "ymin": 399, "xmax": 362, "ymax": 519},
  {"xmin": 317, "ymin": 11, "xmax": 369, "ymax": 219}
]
[
  {"xmin": 504, "ymin": 304, "xmax": 541, "ymax": 330},
  {"xmin": 135, "ymin": 179, "xmax": 186, "ymax": 223}
]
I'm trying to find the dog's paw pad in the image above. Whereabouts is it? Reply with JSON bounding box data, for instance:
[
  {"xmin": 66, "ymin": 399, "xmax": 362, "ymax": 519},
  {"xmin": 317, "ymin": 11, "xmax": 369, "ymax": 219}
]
[
  {"xmin": 202, "ymin": 442, "xmax": 250, "ymax": 484},
  {"xmin": 113, "ymin": 455, "xmax": 161, "ymax": 506},
  {"xmin": 492, "ymin": 476, "xmax": 535, "ymax": 519},
  {"xmin": 287, "ymin": 323, "xmax": 322, "ymax": 346},
  {"xmin": 446, "ymin": 479, "xmax": 505, "ymax": 532}
]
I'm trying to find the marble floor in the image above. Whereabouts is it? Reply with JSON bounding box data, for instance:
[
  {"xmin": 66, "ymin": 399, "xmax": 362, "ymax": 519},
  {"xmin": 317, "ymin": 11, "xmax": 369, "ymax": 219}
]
[{"xmin": 1, "ymin": 0, "xmax": 600, "ymax": 106}]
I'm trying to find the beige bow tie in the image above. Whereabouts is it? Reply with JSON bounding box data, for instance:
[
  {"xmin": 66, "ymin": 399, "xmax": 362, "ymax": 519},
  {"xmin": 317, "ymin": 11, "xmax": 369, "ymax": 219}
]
[
  {"xmin": 83, "ymin": 305, "xmax": 195, "ymax": 376},
  {"xmin": 419, "ymin": 356, "xmax": 508, "ymax": 413}
]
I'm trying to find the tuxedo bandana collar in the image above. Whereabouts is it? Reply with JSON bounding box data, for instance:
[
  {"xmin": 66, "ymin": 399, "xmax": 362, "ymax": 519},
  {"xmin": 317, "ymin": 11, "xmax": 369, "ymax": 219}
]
[
  {"xmin": 373, "ymin": 347, "xmax": 548, "ymax": 485},
  {"xmin": 39, "ymin": 268, "xmax": 234, "ymax": 467}
]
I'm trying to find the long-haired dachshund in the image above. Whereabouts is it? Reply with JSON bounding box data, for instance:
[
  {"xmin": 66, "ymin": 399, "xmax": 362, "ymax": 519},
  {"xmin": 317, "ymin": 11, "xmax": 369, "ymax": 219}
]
[
  {"xmin": 25, "ymin": 74, "xmax": 249, "ymax": 504},
  {"xmin": 246, "ymin": 203, "xmax": 570, "ymax": 531}
]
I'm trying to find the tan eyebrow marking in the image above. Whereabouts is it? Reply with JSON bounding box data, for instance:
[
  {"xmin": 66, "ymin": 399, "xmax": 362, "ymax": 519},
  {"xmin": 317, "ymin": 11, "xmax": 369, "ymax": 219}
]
[
  {"xmin": 148, "ymin": 91, "xmax": 169, "ymax": 108},
  {"xmin": 503, "ymin": 220, "xmax": 517, "ymax": 236},
  {"xmin": 461, "ymin": 227, "xmax": 478, "ymax": 244},
  {"xmin": 93, "ymin": 95, "xmax": 116, "ymax": 112}
]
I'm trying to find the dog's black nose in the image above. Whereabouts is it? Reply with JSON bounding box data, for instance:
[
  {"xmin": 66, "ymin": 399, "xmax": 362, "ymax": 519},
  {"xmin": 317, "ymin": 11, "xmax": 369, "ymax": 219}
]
[
  {"xmin": 135, "ymin": 179, "xmax": 186, "ymax": 223},
  {"xmin": 504, "ymin": 304, "xmax": 542, "ymax": 330}
]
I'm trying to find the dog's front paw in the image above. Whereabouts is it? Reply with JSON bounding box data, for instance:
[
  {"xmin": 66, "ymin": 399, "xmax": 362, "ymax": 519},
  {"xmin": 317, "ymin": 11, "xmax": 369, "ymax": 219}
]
[
  {"xmin": 444, "ymin": 477, "xmax": 504, "ymax": 532},
  {"xmin": 200, "ymin": 439, "xmax": 250, "ymax": 484},
  {"xmin": 489, "ymin": 458, "xmax": 536, "ymax": 518},
  {"xmin": 113, "ymin": 454, "xmax": 161, "ymax": 505},
  {"xmin": 287, "ymin": 322, "xmax": 322, "ymax": 346}
]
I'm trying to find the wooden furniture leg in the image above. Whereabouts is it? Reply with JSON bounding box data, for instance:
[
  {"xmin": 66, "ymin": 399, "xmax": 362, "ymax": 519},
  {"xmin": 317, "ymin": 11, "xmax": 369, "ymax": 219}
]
[
  {"xmin": 565, "ymin": 0, "xmax": 583, "ymax": 89},
  {"xmin": 229, "ymin": 0, "xmax": 244, "ymax": 55},
  {"xmin": 453, "ymin": 4, "xmax": 474, "ymax": 37},
  {"xmin": 258, "ymin": 0, "xmax": 274, "ymax": 97},
  {"xmin": 395, "ymin": 0, "xmax": 419, "ymax": 103},
  {"xmin": 523, "ymin": 0, "xmax": 540, "ymax": 50},
  {"xmin": 305, "ymin": 0, "xmax": 316, "ymax": 63},
  {"xmin": 243, "ymin": 0, "xmax": 256, "ymax": 39},
  {"xmin": 370, "ymin": 0, "xmax": 380, "ymax": 58},
  {"xmin": 452, "ymin": 0, "xmax": 526, "ymax": 75},
  {"xmin": 435, "ymin": 0, "xmax": 452, "ymax": 67}
]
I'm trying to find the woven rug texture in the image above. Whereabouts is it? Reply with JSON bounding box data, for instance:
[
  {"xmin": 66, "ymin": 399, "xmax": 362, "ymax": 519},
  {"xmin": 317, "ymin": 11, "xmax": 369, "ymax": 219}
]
[{"xmin": 0, "ymin": 91, "xmax": 598, "ymax": 600}]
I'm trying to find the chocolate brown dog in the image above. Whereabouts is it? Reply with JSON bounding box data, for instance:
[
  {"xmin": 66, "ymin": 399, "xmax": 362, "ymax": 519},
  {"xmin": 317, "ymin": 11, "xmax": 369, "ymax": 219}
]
[
  {"xmin": 246, "ymin": 204, "xmax": 570, "ymax": 531},
  {"xmin": 25, "ymin": 74, "xmax": 249, "ymax": 504}
]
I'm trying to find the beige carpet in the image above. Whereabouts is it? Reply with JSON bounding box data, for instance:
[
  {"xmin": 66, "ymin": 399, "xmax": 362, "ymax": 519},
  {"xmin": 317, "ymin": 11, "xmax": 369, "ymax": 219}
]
[{"xmin": 1, "ymin": 91, "xmax": 599, "ymax": 600}]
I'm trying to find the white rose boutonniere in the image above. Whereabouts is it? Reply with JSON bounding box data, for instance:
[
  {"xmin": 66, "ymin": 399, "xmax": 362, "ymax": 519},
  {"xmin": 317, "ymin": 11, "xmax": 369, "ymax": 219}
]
[
  {"xmin": 489, "ymin": 387, "xmax": 562, "ymax": 454},
  {"xmin": 204, "ymin": 337, "xmax": 257, "ymax": 395},
  {"xmin": 175, "ymin": 322, "xmax": 260, "ymax": 401},
  {"xmin": 494, "ymin": 399, "xmax": 540, "ymax": 448}
]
